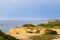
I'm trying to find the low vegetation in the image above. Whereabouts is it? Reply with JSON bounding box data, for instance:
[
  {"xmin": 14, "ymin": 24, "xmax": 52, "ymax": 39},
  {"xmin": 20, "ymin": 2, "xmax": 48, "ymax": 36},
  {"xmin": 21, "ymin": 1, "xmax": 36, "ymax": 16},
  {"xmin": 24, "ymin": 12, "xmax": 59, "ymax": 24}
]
[
  {"xmin": 21, "ymin": 20, "xmax": 60, "ymax": 28},
  {"xmin": 0, "ymin": 30, "xmax": 19, "ymax": 40},
  {"xmin": 29, "ymin": 35, "xmax": 60, "ymax": 40},
  {"xmin": 45, "ymin": 29, "xmax": 57, "ymax": 35},
  {"xmin": 37, "ymin": 20, "xmax": 60, "ymax": 28},
  {"xmin": 22, "ymin": 24, "xmax": 35, "ymax": 27}
]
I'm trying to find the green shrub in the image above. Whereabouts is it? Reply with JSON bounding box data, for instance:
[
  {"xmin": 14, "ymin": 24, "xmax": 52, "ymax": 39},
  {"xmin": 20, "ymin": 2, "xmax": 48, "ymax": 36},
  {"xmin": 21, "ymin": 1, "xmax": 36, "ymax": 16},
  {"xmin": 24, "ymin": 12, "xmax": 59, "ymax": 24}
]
[
  {"xmin": 45, "ymin": 29, "xmax": 57, "ymax": 35},
  {"xmin": 0, "ymin": 30, "xmax": 19, "ymax": 40},
  {"xmin": 22, "ymin": 24, "xmax": 35, "ymax": 27},
  {"xmin": 0, "ymin": 36, "xmax": 6, "ymax": 40},
  {"xmin": 37, "ymin": 24, "xmax": 45, "ymax": 26}
]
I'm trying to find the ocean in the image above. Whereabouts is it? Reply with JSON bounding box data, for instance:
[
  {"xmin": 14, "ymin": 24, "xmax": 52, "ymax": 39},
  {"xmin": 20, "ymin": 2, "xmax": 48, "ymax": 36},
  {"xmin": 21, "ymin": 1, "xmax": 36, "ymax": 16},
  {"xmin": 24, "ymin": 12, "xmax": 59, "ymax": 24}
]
[{"xmin": 0, "ymin": 20, "xmax": 45, "ymax": 33}]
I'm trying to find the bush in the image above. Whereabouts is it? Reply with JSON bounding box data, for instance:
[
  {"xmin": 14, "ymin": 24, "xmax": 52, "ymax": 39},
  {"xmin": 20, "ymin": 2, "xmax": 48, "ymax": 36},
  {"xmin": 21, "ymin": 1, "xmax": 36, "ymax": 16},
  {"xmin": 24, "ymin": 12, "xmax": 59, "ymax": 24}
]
[
  {"xmin": 22, "ymin": 24, "xmax": 35, "ymax": 27},
  {"xmin": 37, "ymin": 23, "xmax": 55, "ymax": 28},
  {"xmin": 45, "ymin": 29, "xmax": 57, "ymax": 35},
  {"xmin": 0, "ymin": 36, "xmax": 5, "ymax": 40},
  {"xmin": 0, "ymin": 30, "xmax": 19, "ymax": 40},
  {"xmin": 37, "ymin": 24, "xmax": 45, "ymax": 26}
]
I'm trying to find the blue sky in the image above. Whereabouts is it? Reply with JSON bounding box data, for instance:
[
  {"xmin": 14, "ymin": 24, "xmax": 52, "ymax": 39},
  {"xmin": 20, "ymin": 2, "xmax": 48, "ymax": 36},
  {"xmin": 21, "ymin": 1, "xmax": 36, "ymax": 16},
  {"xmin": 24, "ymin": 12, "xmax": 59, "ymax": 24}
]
[{"xmin": 0, "ymin": 0, "xmax": 60, "ymax": 20}]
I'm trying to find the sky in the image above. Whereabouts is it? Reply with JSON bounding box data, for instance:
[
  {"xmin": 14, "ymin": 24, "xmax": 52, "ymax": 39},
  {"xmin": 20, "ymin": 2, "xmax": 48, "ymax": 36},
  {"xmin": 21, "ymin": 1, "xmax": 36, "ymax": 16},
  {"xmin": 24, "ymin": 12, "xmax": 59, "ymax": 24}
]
[{"xmin": 0, "ymin": 0, "xmax": 60, "ymax": 20}]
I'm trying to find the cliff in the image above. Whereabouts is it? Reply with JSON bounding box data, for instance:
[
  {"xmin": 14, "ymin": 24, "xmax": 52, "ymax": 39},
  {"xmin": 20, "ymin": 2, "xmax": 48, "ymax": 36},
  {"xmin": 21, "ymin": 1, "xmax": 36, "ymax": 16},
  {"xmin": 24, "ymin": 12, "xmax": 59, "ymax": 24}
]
[
  {"xmin": 7, "ymin": 27, "xmax": 60, "ymax": 40},
  {"xmin": 7, "ymin": 27, "xmax": 45, "ymax": 39}
]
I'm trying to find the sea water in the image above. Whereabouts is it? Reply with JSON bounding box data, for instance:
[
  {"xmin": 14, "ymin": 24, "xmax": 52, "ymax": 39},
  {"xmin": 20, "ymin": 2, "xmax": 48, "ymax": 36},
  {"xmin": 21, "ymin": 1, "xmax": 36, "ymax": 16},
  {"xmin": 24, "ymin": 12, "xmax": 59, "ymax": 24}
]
[{"xmin": 0, "ymin": 20, "xmax": 44, "ymax": 33}]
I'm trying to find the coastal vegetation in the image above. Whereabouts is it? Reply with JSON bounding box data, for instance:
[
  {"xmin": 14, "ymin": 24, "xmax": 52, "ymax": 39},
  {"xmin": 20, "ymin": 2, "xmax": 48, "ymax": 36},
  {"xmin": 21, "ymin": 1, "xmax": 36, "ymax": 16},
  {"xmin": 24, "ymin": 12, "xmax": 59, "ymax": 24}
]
[
  {"xmin": 44, "ymin": 29, "xmax": 57, "ymax": 35},
  {"xmin": 22, "ymin": 24, "xmax": 35, "ymax": 27},
  {"xmin": 0, "ymin": 30, "xmax": 19, "ymax": 40},
  {"xmin": 21, "ymin": 20, "xmax": 60, "ymax": 28},
  {"xmin": 29, "ymin": 35, "xmax": 59, "ymax": 40}
]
